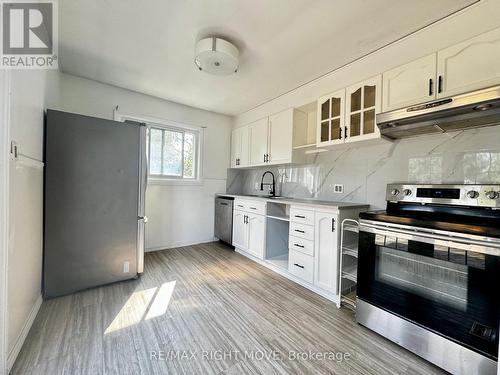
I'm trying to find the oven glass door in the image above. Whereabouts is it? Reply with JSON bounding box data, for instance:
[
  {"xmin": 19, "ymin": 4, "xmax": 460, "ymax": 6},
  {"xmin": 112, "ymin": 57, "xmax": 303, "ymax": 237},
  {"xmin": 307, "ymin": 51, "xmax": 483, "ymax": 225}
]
[{"xmin": 358, "ymin": 224, "xmax": 500, "ymax": 360}]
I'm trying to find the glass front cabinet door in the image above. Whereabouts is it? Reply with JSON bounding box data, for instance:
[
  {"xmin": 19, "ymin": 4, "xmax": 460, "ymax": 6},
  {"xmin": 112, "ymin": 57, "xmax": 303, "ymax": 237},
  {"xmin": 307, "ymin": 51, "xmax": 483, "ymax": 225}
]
[
  {"xmin": 316, "ymin": 89, "xmax": 346, "ymax": 146},
  {"xmin": 345, "ymin": 75, "xmax": 382, "ymax": 143}
]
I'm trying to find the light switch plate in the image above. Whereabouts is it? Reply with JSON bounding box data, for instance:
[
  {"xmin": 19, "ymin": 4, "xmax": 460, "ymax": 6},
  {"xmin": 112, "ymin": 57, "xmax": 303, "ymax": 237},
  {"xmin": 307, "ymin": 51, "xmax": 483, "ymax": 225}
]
[{"xmin": 333, "ymin": 184, "xmax": 344, "ymax": 194}]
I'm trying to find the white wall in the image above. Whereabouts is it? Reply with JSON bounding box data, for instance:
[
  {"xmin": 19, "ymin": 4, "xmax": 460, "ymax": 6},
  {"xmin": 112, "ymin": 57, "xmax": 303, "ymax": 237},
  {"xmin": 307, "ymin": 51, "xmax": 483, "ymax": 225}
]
[
  {"xmin": 235, "ymin": 0, "xmax": 500, "ymax": 126},
  {"xmin": 7, "ymin": 69, "xmax": 56, "ymax": 370},
  {"xmin": 49, "ymin": 72, "xmax": 233, "ymax": 250}
]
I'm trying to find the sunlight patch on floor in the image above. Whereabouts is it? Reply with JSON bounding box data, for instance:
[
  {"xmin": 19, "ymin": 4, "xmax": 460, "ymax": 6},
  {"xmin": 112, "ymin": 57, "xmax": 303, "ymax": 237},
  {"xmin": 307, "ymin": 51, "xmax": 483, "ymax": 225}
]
[
  {"xmin": 104, "ymin": 281, "xmax": 176, "ymax": 334},
  {"xmin": 145, "ymin": 281, "xmax": 176, "ymax": 320}
]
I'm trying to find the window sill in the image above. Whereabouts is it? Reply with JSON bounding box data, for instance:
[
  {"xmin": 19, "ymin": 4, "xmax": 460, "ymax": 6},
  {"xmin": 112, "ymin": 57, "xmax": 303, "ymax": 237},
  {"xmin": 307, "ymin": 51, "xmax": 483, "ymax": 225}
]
[{"xmin": 148, "ymin": 178, "xmax": 204, "ymax": 186}]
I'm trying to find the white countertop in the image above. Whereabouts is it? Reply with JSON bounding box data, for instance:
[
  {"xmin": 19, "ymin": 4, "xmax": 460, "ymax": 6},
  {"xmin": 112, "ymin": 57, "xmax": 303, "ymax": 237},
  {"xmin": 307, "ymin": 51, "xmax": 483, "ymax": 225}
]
[{"xmin": 216, "ymin": 193, "xmax": 369, "ymax": 210}]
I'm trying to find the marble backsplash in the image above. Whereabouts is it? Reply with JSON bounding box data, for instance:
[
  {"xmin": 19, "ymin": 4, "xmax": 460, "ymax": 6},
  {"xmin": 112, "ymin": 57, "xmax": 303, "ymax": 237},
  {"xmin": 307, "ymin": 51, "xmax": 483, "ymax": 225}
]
[{"xmin": 226, "ymin": 126, "xmax": 500, "ymax": 209}]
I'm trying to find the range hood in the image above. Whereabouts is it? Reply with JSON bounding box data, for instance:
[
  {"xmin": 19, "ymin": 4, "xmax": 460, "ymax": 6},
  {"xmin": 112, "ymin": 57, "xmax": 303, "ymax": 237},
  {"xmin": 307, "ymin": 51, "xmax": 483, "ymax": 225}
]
[{"xmin": 377, "ymin": 85, "xmax": 500, "ymax": 139}]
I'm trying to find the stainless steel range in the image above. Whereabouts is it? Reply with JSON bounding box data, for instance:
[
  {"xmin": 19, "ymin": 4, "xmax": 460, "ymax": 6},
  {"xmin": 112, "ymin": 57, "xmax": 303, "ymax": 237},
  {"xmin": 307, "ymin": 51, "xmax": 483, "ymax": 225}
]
[{"xmin": 357, "ymin": 184, "xmax": 500, "ymax": 375}]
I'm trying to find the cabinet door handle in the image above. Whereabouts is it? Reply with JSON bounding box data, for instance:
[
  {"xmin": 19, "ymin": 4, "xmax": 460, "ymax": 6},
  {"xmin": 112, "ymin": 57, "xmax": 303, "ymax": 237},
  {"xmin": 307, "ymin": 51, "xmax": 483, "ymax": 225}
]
[
  {"xmin": 263, "ymin": 154, "xmax": 266, "ymax": 163},
  {"xmin": 339, "ymin": 127, "xmax": 342, "ymax": 139},
  {"xmin": 345, "ymin": 126, "xmax": 348, "ymax": 138},
  {"xmin": 294, "ymin": 263, "xmax": 305, "ymax": 269},
  {"xmin": 294, "ymin": 215, "xmax": 306, "ymax": 219},
  {"xmin": 294, "ymin": 244, "xmax": 305, "ymax": 248},
  {"xmin": 438, "ymin": 75, "xmax": 443, "ymax": 93},
  {"xmin": 428, "ymin": 78, "xmax": 433, "ymax": 96},
  {"xmin": 267, "ymin": 154, "xmax": 270, "ymax": 163},
  {"xmin": 332, "ymin": 218, "xmax": 336, "ymax": 232},
  {"xmin": 294, "ymin": 229, "xmax": 305, "ymax": 233}
]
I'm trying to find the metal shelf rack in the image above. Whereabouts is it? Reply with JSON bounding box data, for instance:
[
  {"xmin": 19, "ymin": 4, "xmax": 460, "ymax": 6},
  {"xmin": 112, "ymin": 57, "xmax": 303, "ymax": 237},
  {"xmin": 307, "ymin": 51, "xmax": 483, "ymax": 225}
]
[{"xmin": 338, "ymin": 219, "xmax": 360, "ymax": 310}]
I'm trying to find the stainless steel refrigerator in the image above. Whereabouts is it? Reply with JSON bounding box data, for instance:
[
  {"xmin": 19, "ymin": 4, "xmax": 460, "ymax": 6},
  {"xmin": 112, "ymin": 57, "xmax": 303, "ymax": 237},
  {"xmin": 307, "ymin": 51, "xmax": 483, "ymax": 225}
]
[{"xmin": 43, "ymin": 109, "xmax": 147, "ymax": 299}]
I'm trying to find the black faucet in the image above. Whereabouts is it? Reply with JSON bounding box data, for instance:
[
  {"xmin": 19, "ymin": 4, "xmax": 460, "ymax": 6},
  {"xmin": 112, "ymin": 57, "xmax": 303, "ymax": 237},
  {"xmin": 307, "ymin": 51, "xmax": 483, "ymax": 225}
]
[{"xmin": 260, "ymin": 171, "xmax": 276, "ymax": 197}]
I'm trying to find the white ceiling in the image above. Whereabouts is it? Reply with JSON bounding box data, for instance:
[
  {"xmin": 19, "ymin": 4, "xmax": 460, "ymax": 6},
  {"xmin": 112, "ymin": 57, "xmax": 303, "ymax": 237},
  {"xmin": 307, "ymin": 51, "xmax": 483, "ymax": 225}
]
[{"xmin": 59, "ymin": 0, "xmax": 475, "ymax": 116}]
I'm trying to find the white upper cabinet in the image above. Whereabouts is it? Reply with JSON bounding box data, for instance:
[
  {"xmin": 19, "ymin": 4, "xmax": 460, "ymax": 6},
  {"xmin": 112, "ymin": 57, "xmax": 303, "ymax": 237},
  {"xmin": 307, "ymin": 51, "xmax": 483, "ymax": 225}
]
[
  {"xmin": 230, "ymin": 126, "xmax": 249, "ymax": 168},
  {"xmin": 317, "ymin": 89, "xmax": 346, "ymax": 146},
  {"xmin": 268, "ymin": 109, "xmax": 294, "ymax": 165},
  {"xmin": 248, "ymin": 117, "xmax": 269, "ymax": 166},
  {"xmin": 313, "ymin": 211, "xmax": 339, "ymax": 294},
  {"xmin": 232, "ymin": 108, "xmax": 307, "ymax": 168},
  {"xmin": 230, "ymin": 128, "xmax": 239, "ymax": 168},
  {"xmin": 382, "ymin": 54, "xmax": 437, "ymax": 112},
  {"xmin": 437, "ymin": 27, "xmax": 500, "ymax": 99},
  {"xmin": 345, "ymin": 75, "xmax": 382, "ymax": 143}
]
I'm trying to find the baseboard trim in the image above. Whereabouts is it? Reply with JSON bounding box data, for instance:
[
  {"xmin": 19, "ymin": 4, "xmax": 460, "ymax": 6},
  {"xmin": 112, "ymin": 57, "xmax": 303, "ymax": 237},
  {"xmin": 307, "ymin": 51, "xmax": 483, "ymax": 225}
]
[
  {"xmin": 145, "ymin": 238, "xmax": 217, "ymax": 252},
  {"xmin": 7, "ymin": 295, "xmax": 42, "ymax": 372}
]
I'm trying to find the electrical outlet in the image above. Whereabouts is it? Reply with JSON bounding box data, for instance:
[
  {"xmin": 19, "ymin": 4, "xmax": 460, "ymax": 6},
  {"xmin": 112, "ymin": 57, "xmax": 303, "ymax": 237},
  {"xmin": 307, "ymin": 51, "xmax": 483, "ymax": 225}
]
[
  {"xmin": 333, "ymin": 184, "xmax": 344, "ymax": 194},
  {"xmin": 255, "ymin": 182, "xmax": 260, "ymax": 190},
  {"xmin": 123, "ymin": 261, "xmax": 130, "ymax": 273}
]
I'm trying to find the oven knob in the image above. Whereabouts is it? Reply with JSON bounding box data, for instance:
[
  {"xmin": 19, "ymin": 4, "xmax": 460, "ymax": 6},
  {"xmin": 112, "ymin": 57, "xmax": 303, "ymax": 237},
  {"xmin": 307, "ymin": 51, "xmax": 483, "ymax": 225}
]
[
  {"xmin": 485, "ymin": 191, "xmax": 499, "ymax": 200},
  {"xmin": 403, "ymin": 189, "xmax": 412, "ymax": 196},
  {"xmin": 467, "ymin": 190, "xmax": 479, "ymax": 199},
  {"xmin": 391, "ymin": 189, "xmax": 400, "ymax": 196}
]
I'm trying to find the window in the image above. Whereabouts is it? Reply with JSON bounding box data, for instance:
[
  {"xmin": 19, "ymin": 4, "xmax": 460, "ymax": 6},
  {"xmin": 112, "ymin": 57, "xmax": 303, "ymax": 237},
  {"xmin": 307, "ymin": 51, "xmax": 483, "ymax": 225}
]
[{"xmin": 148, "ymin": 125, "xmax": 200, "ymax": 180}]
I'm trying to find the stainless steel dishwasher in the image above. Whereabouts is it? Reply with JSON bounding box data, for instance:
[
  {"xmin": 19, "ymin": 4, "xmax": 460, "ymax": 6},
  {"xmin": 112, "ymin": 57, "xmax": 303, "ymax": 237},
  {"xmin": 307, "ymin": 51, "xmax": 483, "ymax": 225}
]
[{"xmin": 214, "ymin": 196, "xmax": 234, "ymax": 246}]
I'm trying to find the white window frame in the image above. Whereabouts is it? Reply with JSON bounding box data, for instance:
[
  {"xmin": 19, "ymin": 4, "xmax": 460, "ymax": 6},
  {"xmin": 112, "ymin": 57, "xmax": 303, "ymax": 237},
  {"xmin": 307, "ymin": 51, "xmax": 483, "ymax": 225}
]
[{"xmin": 114, "ymin": 112, "xmax": 203, "ymax": 185}]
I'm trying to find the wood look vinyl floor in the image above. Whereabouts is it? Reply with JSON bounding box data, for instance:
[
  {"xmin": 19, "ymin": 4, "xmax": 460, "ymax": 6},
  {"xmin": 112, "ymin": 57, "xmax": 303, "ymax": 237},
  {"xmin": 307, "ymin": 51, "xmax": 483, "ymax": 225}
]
[{"xmin": 11, "ymin": 242, "xmax": 446, "ymax": 375}]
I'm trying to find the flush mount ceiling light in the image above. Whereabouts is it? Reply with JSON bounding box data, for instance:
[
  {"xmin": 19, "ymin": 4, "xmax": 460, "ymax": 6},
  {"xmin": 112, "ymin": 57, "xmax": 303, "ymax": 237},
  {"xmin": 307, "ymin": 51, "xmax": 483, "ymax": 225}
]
[{"xmin": 195, "ymin": 37, "xmax": 239, "ymax": 75}]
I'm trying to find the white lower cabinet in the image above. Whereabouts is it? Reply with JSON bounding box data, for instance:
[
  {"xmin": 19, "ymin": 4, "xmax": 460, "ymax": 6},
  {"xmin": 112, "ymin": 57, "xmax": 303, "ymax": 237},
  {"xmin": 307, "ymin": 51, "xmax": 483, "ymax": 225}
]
[
  {"xmin": 313, "ymin": 211, "xmax": 339, "ymax": 294},
  {"xmin": 232, "ymin": 210, "xmax": 248, "ymax": 250},
  {"xmin": 247, "ymin": 213, "xmax": 265, "ymax": 259},
  {"xmin": 288, "ymin": 249, "xmax": 314, "ymax": 284},
  {"xmin": 232, "ymin": 200, "xmax": 265, "ymax": 260}
]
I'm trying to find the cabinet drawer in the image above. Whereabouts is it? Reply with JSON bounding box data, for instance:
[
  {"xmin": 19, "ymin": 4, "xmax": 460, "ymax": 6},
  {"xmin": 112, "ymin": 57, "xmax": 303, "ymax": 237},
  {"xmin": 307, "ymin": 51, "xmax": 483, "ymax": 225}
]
[
  {"xmin": 234, "ymin": 199, "xmax": 248, "ymax": 211},
  {"xmin": 245, "ymin": 201, "xmax": 266, "ymax": 215},
  {"xmin": 289, "ymin": 235, "xmax": 314, "ymax": 256},
  {"xmin": 289, "ymin": 222, "xmax": 314, "ymax": 241},
  {"xmin": 288, "ymin": 250, "xmax": 314, "ymax": 284},
  {"xmin": 290, "ymin": 207, "xmax": 314, "ymax": 225},
  {"xmin": 234, "ymin": 199, "xmax": 266, "ymax": 215}
]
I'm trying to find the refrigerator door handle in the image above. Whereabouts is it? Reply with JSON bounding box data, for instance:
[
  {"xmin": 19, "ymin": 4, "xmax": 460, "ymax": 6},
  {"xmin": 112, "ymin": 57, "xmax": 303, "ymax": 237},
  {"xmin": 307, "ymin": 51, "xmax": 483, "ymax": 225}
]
[{"xmin": 137, "ymin": 217, "xmax": 146, "ymax": 273}]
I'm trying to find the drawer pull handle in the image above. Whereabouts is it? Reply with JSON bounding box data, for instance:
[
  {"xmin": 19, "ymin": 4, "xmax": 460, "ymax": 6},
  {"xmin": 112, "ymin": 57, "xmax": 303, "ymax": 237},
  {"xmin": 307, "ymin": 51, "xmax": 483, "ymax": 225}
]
[
  {"xmin": 294, "ymin": 244, "xmax": 304, "ymax": 248},
  {"xmin": 250, "ymin": 207, "xmax": 257, "ymax": 210},
  {"xmin": 237, "ymin": 205, "xmax": 244, "ymax": 208},
  {"xmin": 294, "ymin": 263, "xmax": 304, "ymax": 269},
  {"xmin": 294, "ymin": 215, "xmax": 306, "ymax": 219},
  {"xmin": 294, "ymin": 229, "xmax": 305, "ymax": 233}
]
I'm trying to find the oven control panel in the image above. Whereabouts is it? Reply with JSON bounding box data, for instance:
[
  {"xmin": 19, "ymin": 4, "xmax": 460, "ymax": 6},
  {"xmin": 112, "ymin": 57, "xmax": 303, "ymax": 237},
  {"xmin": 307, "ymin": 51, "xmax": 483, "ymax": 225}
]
[{"xmin": 386, "ymin": 184, "xmax": 500, "ymax": 208}]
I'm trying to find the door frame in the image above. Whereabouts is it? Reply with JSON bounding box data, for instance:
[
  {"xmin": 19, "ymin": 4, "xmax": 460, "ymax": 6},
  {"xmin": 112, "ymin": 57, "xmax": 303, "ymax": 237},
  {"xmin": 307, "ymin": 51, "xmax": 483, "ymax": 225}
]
[{"xmin": 0, "ymin": 70, "xmax": 11, "ymax": 375}]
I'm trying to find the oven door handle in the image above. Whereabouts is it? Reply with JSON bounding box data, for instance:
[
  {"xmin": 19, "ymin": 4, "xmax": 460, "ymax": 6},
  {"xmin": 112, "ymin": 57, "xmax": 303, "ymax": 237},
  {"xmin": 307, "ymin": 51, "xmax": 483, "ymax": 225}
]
[{"xmin": 360, "ymin": 223, "xmax": 500, "ymax": 256}]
